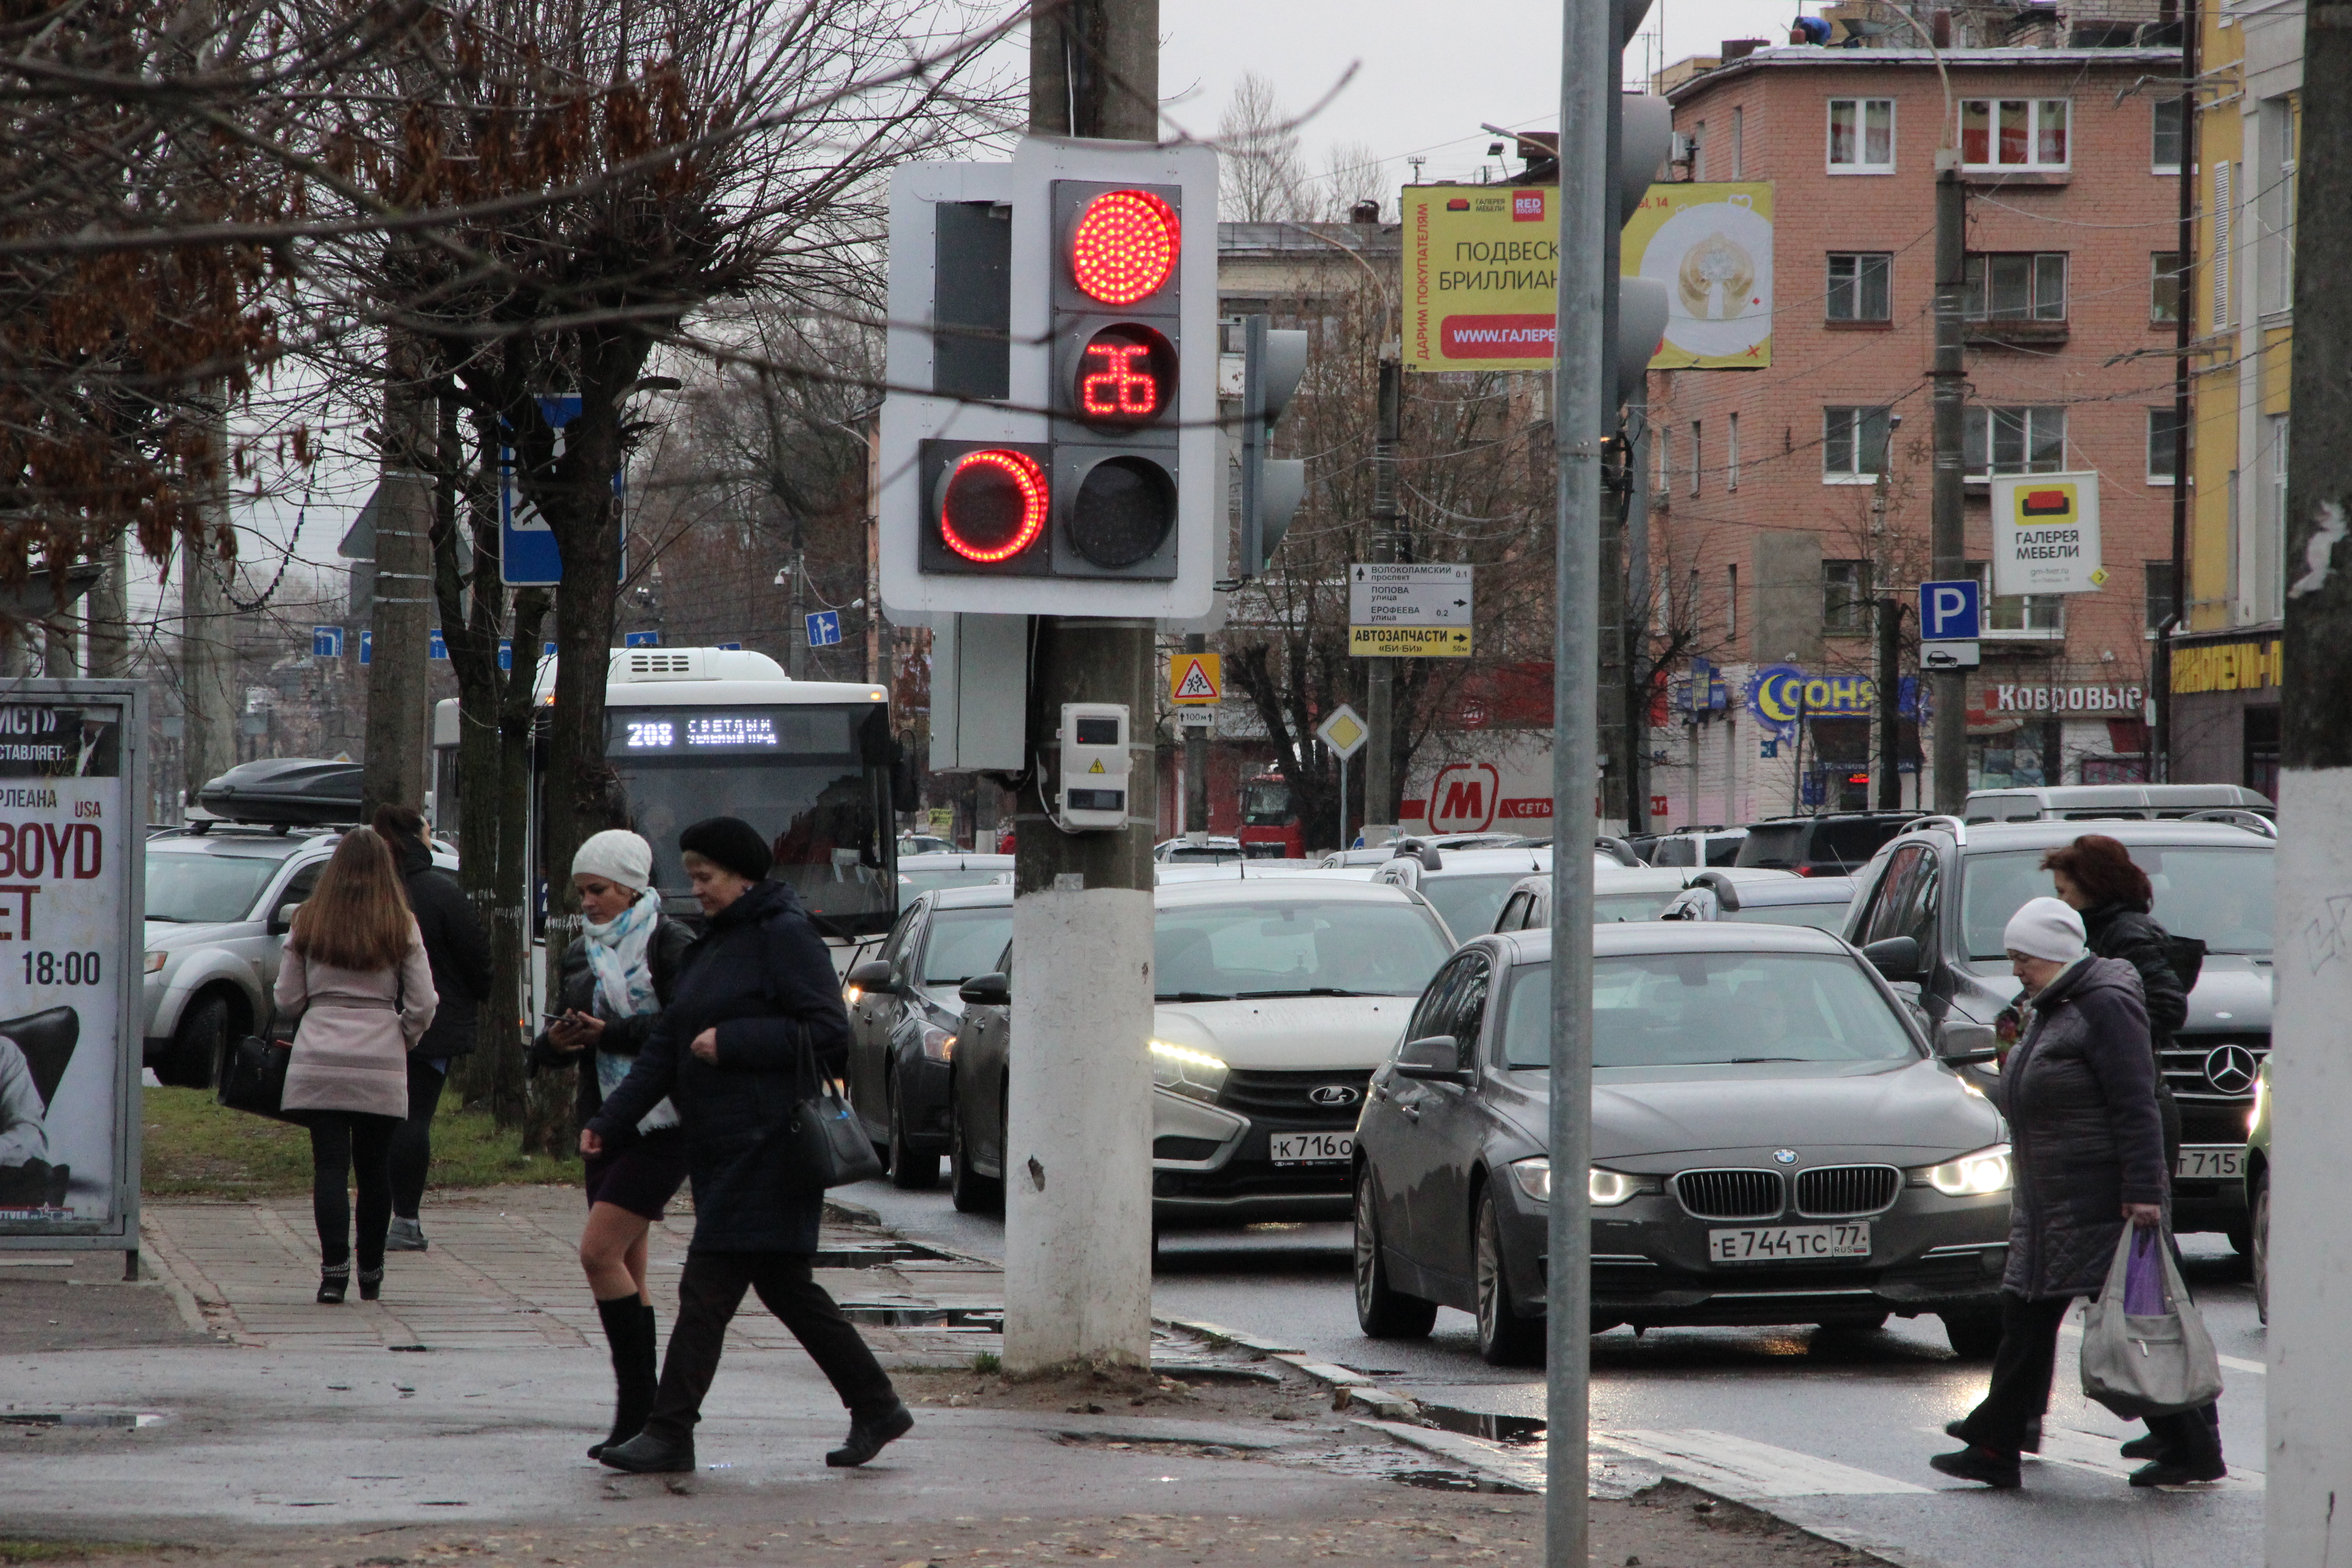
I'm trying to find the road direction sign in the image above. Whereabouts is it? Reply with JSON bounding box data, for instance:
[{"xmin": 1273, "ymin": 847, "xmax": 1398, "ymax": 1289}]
[
  {"xmin": 1317, "ymin": 703, "xmax": 1368, "ymax": 759},
  {"xmin": 428, "ymin": 628, "xmax": 448, "ymax": 660},
  {"xmin": 624, "ymin": 630, "xmax": 660, "ymax": 648},
  {"xmin": 1169, "ymin": 651, "xmax": 1221, "ymax": 704},
  {"xmin": 1920, "ymin": 578, "xmax": 1980, "ymax": 642},
  {"xmin": 805, "ymin": 610, "xmax": 843, "ymax": 648},
  {"xmin": 311, "ymin": 626, "xmax": 343, "ymax": 658},
  {"xmin": 1349, "ymin": 563, "xmax": 1473, "ymax": 657}
]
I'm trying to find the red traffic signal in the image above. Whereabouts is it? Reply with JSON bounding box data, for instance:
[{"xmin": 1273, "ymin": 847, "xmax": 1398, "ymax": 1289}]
[
  {"xmin": 1069, "ymin": 189, "xmax": 1181, "ymax": 305},
  {"xmin": 936, "ymin": 448, "xmax": 1049, "ymax": 563}
]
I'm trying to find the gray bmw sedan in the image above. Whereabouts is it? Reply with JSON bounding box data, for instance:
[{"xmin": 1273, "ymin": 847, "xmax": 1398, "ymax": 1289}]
[{"xmin": 1352, "ymin": 922, "xmax": 2012, "ymax": 1365}]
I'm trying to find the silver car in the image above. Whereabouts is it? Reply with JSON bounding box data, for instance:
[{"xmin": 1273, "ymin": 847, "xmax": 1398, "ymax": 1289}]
[{"xmin": 141, "ymin": 827, "xmax": 456, "ymax": 1086}]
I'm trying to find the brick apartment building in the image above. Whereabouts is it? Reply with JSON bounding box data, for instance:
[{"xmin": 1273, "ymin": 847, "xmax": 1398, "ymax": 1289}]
[{"xmin": 1643, "ymin": 38, "xmax": 2186, "ymax": 825}]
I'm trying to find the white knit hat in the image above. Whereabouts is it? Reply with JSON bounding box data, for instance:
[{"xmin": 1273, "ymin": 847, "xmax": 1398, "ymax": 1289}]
[
  {"xmin": 573, "ymin": 829, "xmax": 654, "ymax": 892},
  {"xmin": 2004, "ymin": 896, "xmax": 2087, "ymax": 963}
]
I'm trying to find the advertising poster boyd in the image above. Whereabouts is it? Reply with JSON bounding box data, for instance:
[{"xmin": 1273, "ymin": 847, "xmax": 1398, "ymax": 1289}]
[{"xmin": 0, "ymin": 690, "xmax": 139, "ymax": 1238}]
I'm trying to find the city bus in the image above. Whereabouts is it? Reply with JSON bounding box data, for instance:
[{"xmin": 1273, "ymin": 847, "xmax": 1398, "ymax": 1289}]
[{"xmin": 431, "ymin": 645, "xmax": 902, "ymax": 945}]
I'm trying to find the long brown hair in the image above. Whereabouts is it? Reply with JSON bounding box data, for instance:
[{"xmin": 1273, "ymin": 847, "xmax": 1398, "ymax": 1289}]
[
  {"xmin": 2040, "ymin": 834, "xmax": 2155, "ymax": 912},
  {"xmin": 288, "ymin": 828, "xmax": 413, "ymax": 971}
]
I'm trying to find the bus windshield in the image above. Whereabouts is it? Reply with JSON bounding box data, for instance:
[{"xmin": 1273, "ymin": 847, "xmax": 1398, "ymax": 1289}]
[{"xmin": 606, "ymin": 704, "xmax": 894, "ymax": 933}]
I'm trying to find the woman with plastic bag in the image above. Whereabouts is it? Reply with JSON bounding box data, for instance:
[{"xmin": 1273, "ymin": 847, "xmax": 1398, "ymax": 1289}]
[{"xmin": 1930, "ymin": 897, "xmax": 2225, "ymax": 1490}]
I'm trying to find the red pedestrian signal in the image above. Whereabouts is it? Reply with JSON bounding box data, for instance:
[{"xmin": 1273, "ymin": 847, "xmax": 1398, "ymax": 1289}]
[
  {"xmin": 1069, "ymin": 190, "xmax": 1181, "ymax": 305},
  {"xmin": 938, "ymin": 449, "xmax": 1048, "ymax": 562},
  {"xmin": 1075, "ymin": 325, "xmax": 1175, "ymax": 426}
]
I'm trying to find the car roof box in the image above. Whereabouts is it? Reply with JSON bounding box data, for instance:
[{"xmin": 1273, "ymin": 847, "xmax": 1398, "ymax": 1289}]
[{"xmin": 194, "ymin": 757, "xmax": 363, "ymax": 827}]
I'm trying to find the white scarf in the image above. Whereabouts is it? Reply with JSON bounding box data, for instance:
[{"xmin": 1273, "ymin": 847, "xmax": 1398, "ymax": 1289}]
[{"xmin": 585, "ymin": 887, "xmax": 678, "ymax": 1133}]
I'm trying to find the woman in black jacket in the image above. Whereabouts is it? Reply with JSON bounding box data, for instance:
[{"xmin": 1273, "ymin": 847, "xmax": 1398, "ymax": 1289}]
[
  {"xmin": 526, "ymin": 829, "xmax": 696, "ymax": 1458},
  {"xmin": 586, "ymin": 817, "xmax": 910, "ymax": 1476},
  {"xmin": 2040, "ymin": 834, "xmax": 2189, "ymax": 1164},
  {"xmin": 1933, "ymin": 897, "xmax": 2224, "ymax": 1491},
  {"xmin": 371, "ymin": 806, "xmax": 493, "ymax": 1253}
]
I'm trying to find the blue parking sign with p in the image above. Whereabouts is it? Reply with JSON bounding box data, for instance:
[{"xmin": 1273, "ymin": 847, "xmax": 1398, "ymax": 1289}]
[{"xmin": 1920, "ymin": 579, "xmax": 1980, "ymax": 641}]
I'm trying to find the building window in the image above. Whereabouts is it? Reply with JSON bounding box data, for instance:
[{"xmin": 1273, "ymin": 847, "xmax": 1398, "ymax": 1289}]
[
  {"xmin": 1960, "ymin": 98, "xmax": 2070, "ymax": 172},
  {"xmin": 2258, "ymin": 97, "xmax": 2296, "ymax": 317},
  {"xmin": 1826, "ymin": 252, "xmax": 1892, "ymax": 321},
  {"xmin": 1732, "ymin": 107, "xmax": 1745, "ymax": 178},
  {"xmin": 2147, "ymin": 406, "xmax": 2181, "ymax": 484},
  {"xmin": 2145, "ymin": 561, "xmax": 2178, "ymax": 634},
  {"xmin": 1692, "ymin": 120, "xmax": 1707, "ymax": 182},
  {"xmin": 1823, "ymin": 405, "xmax": 1891, "ymax": 482},
  {"xmin": 1827, "ymin": 98, "xmax": 1895, "ymax": 173},
  {"xmin": 1963, "ymin": 252, "xmax": 2067, "ymax": 321},
  {"xmin": 1689, "ymin": 421, "xmax": 1703, "ymax": 495},
  {"xmin": 1655, "ymin": 426, "xmax": 1672, "ymax": 495},
  {"xmin": 1727, "ymin": 412, "xmax": 1740, "ymax": 490},
  {"xmin": 2151, "ymin": 252, "xmax": 2183, "ymax": 324},
  {"xmin": 1726, "ymin": 564, "xmax": 1738, "ymax": 641},
  {"xmin": 1966, "ymin": 562, "xmax": 2066, "ymax": 635},
  {"xmin": 1823, "ymin": 560, "xmax": 1874, "ymax": 636},
  {"xmin": 1964, "ymin": 406, "xmax": 2067, "ymax": 476},
  {"xmin": 2151, "ymin": 96, "xmax": 2185, "ymax": 174}
]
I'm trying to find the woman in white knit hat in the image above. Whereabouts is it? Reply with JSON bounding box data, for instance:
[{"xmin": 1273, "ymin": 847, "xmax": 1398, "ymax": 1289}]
[{"xmin": 528, "ymin": 829, "xmax": 697, "ymax": 1459}]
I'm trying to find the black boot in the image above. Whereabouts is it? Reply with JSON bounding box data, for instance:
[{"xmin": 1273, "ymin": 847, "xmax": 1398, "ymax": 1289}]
[
  {"xmin": 317, "ymin": 1264, "xmax": 349, "ymax": 1305},
  {"xmin": 827, "ymin": 1401, "xmax": 914, "ymax": 1467},
  {"xmin": 589, "ymin": 1296, "xmax": 658, "ymax": 1460},
  {"xmin": 598, "ymin": 1427, "xmax": 695, "ymax": 1473}
]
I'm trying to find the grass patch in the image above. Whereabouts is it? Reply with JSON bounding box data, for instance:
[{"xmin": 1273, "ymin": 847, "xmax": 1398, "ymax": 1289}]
[
  {"xmin": 971, "ymin": 1350, "xmax": 1002, "ymax": 1375},
  {"xmin": 141, "ymin": 1084, "xmax": 577, "ymax": 1199}
]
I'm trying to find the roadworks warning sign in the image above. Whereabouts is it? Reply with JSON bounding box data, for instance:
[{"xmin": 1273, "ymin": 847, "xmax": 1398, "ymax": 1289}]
[{"xmin": 1349, "ymin": 625, "xmax": 1472, "ymax": 657}]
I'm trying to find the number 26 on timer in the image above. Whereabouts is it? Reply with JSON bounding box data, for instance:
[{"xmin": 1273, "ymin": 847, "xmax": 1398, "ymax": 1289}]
[{"xmin": 23, "ymin": 950, "xmax": 100, "ymax": 985}]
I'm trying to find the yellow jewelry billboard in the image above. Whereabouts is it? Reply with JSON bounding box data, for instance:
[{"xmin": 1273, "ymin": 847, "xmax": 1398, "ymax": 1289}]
[{"xmin": 1402, "ymin": 182, "xmax": 1773, "ymax": 373}]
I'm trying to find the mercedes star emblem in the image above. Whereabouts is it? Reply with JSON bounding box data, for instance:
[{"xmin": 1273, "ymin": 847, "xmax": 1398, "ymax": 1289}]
[{"xmin": 2204, "ymin": 1043, "xmax": 2258, "ymax": 1097}]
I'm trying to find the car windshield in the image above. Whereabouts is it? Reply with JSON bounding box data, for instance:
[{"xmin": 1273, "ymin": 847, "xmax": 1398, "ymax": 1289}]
[
  {"xmin": 899, "ymin": 863, "xmax": 1009, "ymax": 896},
  {"xmin": 1500, "ymin": 951, "xmax": 1919, "ymax": 1068},
  {"xmin": 1154, "ymin": 899, "xmax": 1452, "ymax": 1000},
  {"xmin": 1593, "ymin": 888, "xmax": 1683, "ymax": 922},
  {"xmin": 145, "ymin": 852, "xmax": 285, "ymax": 924},
  {"xmin": 1960, "ymin": 845, "xmax": 2275, "ymax": 959},
  {"xmin": 1418, "ymin": 872, "xmax": 1529, "ymax": 939},
  {"xmin": 921, "ymin": 908, "xmax": 1015, "ymax": 988}
]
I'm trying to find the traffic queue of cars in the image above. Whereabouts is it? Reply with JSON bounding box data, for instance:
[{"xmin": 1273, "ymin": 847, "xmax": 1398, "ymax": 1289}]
[{"xmin": 846, "ymin": 802, "xmax": 2278, "ymax": 1365}]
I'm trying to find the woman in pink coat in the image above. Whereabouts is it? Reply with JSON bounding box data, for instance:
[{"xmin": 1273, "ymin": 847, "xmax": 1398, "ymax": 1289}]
[{"xmin": 274, "ymin": 828, "xmax": 437, "ymax": 1303}]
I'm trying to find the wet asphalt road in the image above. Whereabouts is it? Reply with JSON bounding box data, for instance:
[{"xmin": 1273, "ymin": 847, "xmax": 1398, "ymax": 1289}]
[{"xmin": 842, "ymin": 1173, "xmax": 2267, "ymax": 1568}]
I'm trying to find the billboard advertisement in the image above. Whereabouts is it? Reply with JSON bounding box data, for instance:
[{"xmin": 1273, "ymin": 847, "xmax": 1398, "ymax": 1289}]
[
  {"xmin": 0, "ymin": 683, "xmax": 144, "ymax": 1251},
  {"xmin": 1622, "ymin": 181, "xmax": 1774, "ymax": 370},
  {"xmin": 1402, "ymin": 184, "xmax": 1561, "ymax": 373},
  {"xmin": 1990, "ymin": 471, "xmax": 2104, "ymax": 596}
]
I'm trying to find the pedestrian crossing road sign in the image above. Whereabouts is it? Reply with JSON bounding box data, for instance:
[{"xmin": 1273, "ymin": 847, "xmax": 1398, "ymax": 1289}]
[{"xmin": 1169, "ymin": 652, "xmax": 1221, "ymax": 704}]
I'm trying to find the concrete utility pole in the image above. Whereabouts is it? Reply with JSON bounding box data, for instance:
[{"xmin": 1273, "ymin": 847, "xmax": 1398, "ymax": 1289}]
[
  {"xmin": 1623, "ymin": 393, "xmax": 1651, "ymax": 833},
  {"xmin": 1594, "ymin": 44, "xmax": 1630, "ymax": 839},
  {"xmin": 1928, "ymin": 164, "xmax": 1967, "ymax": 813},
  {"xmin": 1002, "ymin": 0, "xmax": 1160, "ymax": 1376},
  {"xmin": 1545, "ymin": 0, "xmax": 1607, "ymax": 1559},
  {"xmin": 2266, "ymin": 2, "xmax": 2352, "ymax": 1551},
  {"xmin": 1876, "ymin": 597, "xmax": 1901, "ymax": 807},
  {"xmin": 362, "ymin": 365, "xmax": 436, "ymax": 819},
  {"xmin": 181, "ymin": 398, "xmax": 237, "ymax": 804},
  {"xmin": 1362, "ymin": 349, "xmax": 1402, "ymax": 838}
]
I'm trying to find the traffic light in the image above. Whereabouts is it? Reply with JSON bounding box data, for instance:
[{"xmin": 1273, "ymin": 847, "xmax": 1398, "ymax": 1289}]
[
  {"xmin": 1237, "ymin": 314, "xmax": 1308, "ymax": 579},
  {"xmin": 1614, "ymin": 93, "xmax": 1674, "ymax": 407},
  {"xmin": 877, "ymin": 137, "xmax": 1219, "ymax": 619}
]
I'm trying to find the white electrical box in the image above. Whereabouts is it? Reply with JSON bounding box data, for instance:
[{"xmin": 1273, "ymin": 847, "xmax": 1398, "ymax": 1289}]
[{"xmin": 1055, "ymin": 702, "xmax": 1130, "ymax": 832}]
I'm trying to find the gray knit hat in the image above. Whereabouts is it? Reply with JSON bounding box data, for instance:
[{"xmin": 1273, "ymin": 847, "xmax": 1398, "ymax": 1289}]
[{"xmin": 572, "ymin": 828, "xmax": 654, "ymax": 892}]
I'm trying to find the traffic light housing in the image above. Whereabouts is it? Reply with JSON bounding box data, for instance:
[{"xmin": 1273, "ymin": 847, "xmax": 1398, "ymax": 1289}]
[
  {"xmin": 878, "ymin": 137, "xmax": 1220, "ymax": 619},
  {"xmin": 1237, "ymin": 314, "xmax": 1309, "ymax": 580},
  {"xmin": 1614, "ymin": 93, "xmax": 1675, "ymax": 407}
]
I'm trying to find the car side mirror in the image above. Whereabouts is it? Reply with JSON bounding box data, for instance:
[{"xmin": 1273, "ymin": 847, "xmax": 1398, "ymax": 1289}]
[
  {"xmin": 1392, "ymin": 1034, "xmax": 1470, "ymax": 1084},
  {"xmin": 1936, "ymin": 1020, "xmax": 2001, "ymax": 1065},
  {"xmin": 268, "ymin": 902, "xmax": 301, "ymax": 936},
  {"xmin": 1861, "ymin": 936, "xmax": 1922, "ymax": 983},
  {"xmin": 959, "ymin": 972, "xmax": 1010, "ymax": 1007},
  {"xmin": 847, "ymin": 958, "xmax": 897, "ymax": 994}
]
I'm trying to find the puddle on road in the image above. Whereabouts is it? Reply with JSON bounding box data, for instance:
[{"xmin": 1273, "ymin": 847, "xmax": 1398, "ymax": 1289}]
[
  {"xmin": 1417, "ymin": 1403, "xmax": 1546, "ymax": 1446},
  {"xmin": 1392, "ymin": 1469, "xmax": 1533, "ymax": 1494},
  {"xmin": 811, "ymin": 1240, "xmax": 958, "ymax": 1268},
  {"xmin": 836, "ymin": 1303, "xmax": 1004, "ymax": 1330}
]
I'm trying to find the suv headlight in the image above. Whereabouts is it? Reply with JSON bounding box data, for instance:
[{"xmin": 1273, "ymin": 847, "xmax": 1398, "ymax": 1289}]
[
  {"xmin": 1150, "ymin": 1039, "xmax": 1228, "ymax": 1102},
  {"xmin": 919, "ymin": 1025, "xmax": 956, "ymax": 1064},
  {"xmin": 1918, "ymin": 1143, "xmax": 2012, "ymax": 1196},
  {"xmin": 144, "ymin": 951, "xmax": 167, "ymax": 975}
]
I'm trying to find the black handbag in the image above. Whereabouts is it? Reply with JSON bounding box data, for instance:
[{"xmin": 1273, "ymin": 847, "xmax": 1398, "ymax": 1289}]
[
  {"xmin": 217, "ymin": 1027, "xmax": 295, "ymax": 1121},
  {"xmin": 777, "ymin": 1067, "xmax": 886, "ymax": 1191}
]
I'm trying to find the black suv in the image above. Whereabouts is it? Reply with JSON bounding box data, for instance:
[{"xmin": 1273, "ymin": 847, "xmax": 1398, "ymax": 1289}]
[
  {"xmin": 1841, "ymin": 817, "xmax": 2275, "ymax": 1246},
  {"xmin": 1735, "ymin": 812, "xmax": 1923, "ymax": 876}
]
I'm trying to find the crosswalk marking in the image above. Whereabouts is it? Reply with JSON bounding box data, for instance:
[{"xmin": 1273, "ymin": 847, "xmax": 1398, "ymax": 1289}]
[
  {"xmin": 1918, "ymin": 1426, "xmax": 2263, "ymax": 1492},
  {"xmin": 1601, "ymin": 1428, "xmax": 1931, "ymax": 1497}
]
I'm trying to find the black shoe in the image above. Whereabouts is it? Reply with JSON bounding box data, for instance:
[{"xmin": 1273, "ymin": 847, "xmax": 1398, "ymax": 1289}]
[
  {"xmin": 588, "ymin": 1296, "xmax": 658, "ymax": 1460},
  {"xmin": 317, "ymin": 1267, "xmax": 349, "ymax": 1306},
  {"xmin": 598, "ymin": 1429, "xmax": 695, "ymax": 1473},
  {"xmin": 2131, "ymin": 1456, "xmax": 2227, "ymax": 1488},
  {"xmin": 358, "ymin": 1268, "xmax": 383, "ymax": 1302},
  {"xmin": 827, "ymin": 1402, "xmax": 914, "ymax": 1467},
  {"xmin": 1942, "ymin": 1416, "xmax": 2040, "ymax": 1455},
  {"xmin": 1929, "ymin": 1446, "xmax": 2022, "ymax": 1489},
  {"xmin": 2120, "ymin": 1432, "xmax": 2171, "ymax": 1460}
]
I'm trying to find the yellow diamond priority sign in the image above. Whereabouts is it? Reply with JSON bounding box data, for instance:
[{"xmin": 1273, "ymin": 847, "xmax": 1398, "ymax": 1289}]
[
  {"xmin": 1170, "ymin": 652, "xmax": 1222, "ymax": 704},
  {"xmin": 1316, "ymin": 703, "xmax": 1368, "ymax": 760}
]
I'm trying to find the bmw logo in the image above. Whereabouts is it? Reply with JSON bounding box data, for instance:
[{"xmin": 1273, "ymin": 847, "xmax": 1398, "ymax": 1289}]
[
  {"xmin": 1309, "ymin": 1084, "xmax": 1361, "ymax": 1107},
  {"xmin": 2204, "ymin": 1044, "xmax": 2258, "ymax": 1097},
  {"xmin": 1772, "ymin": 1148, "xmax": 1798, "ymax": 1165}
]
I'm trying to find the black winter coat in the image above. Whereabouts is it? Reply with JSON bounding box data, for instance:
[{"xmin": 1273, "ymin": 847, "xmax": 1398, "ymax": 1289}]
[
  {"xmin": 586, "ymin": 879, "xmax": 851, "ymax": 1252},
  {"xmin": 1996, "ymin": 955, "xmax": 2170, "ymax": 1298},
  {"xmin": 525, "ymin": 914, "xmax": 696, "ymax": 1137},
  {"xmin": 2080, "ymin": 902, "xmax": 2188, "ymax": 1051},
  {"xmin": 395, "ymin": 836, "xmax": 493, "ymax": 1059}
]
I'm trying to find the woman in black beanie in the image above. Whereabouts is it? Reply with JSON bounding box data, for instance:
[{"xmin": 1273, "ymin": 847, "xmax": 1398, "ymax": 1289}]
[{"xmin": 587, "ymin": 816, "xmax": 911, "ymax": 1473}]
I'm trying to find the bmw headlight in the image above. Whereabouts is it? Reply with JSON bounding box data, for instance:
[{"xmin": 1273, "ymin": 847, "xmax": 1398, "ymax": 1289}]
[
  {"xmin": 1919, "ymin": 1143, "xmax": 2012, "ymax": 1196},
  {"xmin": 1508, "ymin": 1156, "xmax": 1552, "ymax": 1204},
  {"xmin": 1150, "ymin": 1039, "xmax": 1229, "ymax": 1102},
  {"xmin": 1588, "ymin": 1166, "xmax": 1639, "ymax": 1206}
]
